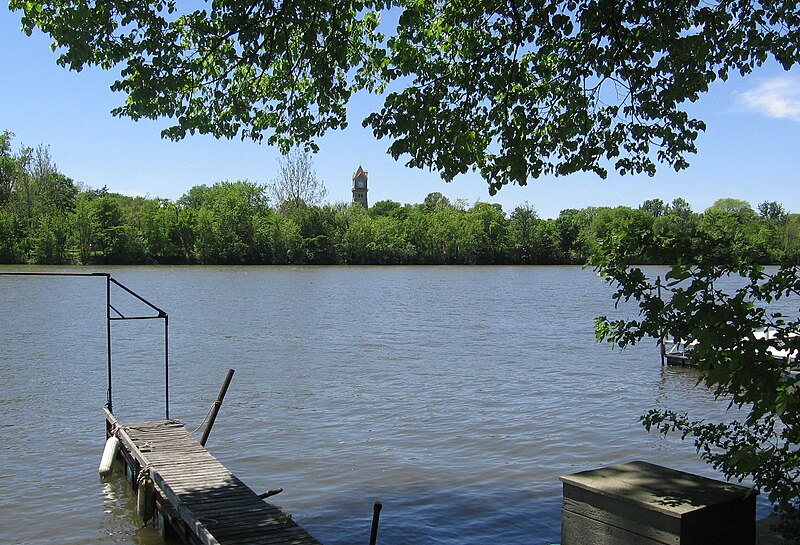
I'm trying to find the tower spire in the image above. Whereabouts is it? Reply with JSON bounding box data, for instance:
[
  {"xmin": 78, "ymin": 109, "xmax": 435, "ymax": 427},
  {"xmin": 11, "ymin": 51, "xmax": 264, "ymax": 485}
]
[{"xmin": 352, "ymin": 166, "xmax": 368, "ymax": 209}]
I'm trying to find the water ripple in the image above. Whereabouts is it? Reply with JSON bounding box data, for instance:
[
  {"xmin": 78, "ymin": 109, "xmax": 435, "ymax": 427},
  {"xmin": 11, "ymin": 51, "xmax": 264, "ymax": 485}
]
[{"xmin": 0, "ymin": 266, "xmax": 776, "ymax": 545}]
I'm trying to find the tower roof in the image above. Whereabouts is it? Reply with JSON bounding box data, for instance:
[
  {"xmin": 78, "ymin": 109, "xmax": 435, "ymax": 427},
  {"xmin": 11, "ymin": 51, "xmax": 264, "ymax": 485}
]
[{"xmin": 353, "ymin": 165, "xmax": 367, "ymax": 179}]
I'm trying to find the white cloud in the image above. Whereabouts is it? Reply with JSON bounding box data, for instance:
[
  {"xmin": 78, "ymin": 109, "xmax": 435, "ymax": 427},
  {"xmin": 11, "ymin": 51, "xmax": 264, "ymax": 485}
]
[{"xmin": 740, "ymin": 77, "xmax": 800, "ymax": 122}]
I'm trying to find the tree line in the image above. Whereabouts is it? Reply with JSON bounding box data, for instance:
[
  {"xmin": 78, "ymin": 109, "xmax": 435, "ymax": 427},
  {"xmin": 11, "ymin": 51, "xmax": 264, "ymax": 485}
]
[{"xmin": 1, "ymin": 131, "xmax": 798, "ymax": 266}]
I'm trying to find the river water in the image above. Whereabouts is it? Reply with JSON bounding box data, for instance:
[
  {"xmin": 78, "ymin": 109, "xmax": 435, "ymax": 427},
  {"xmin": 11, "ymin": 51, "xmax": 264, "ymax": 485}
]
[{"xmin": 0, "ymin": 265, "xmax": 774, "ymax": 544}]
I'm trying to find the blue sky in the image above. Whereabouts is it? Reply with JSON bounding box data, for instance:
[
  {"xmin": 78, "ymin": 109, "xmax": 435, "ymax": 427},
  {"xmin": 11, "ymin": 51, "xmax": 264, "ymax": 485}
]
[{"xmin": 1, "ymin": 6, "xmax": 799, "ymax": 219}]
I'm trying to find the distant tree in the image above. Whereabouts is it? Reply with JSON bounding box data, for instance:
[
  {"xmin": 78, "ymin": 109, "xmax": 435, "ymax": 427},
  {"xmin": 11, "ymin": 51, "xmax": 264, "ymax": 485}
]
[
  {"xmin": 706, "ymin": 198, "xmax": 756, "ymax": 217},
  {"xmin": 653, "ymin": 209, "xmax": 699, "ymax": 264},
  {"xmin": 342, "ymin": 207, "xmax": 409, "ymax": 265},
  {"xmin": 29, "ymin": 210, "xmax": 68, "ymax": 264},
  {"xmin": 133, "ymin": 198, "xmax": 187, "ymax": 263},
  {"xmin": 289, "ymin": 204, "xmax": 339, "ymax": 264},
  {"xmin": 639, "ymin": 198, "xmax": 668, "ymax": 217},
  {"xmin": 510, "ymin": 202, "xmax": 539, "ymax": 263},
  {"xmin": 670, "ymin": 197, "xmax": 693, "ymax": 220},
  {"xmin": 511, "ymin": 202, "xmax": 538, "ymax": 221},
  {"xmin": 588, "ymin": 206, "xmax": 656, "ymax": 262},
  {"xmin": 105, "ymin": 225, "xmax": 148, "ymax": 264},
  {"xmin": 530, "ymin": 220, "xmax": 563, "ymax": 264},
  {"xmin": 556, "ymin": 208, "xmax": 593, "ymax": 264},
  {"xmin": 70, "ymin": 192, "xmax": 97, "ymax": 264},
  {"xmin": 269, "ymin": 149, "xmax": 327, "ymax": 212},
  {"xmin": 422, "ymin": 192, "xmax": 451, "ymax": 211},
  {"xmin": 321, "ymin": 202, "xmax": 363, "ymax": 257},
  {"xmin": 192, "ymin": 180, "xmax": 270, "ymax": 263},
  {"xmin": 0, "ymin": 131, "xmax": 21, "ymax": 207},
  {"xmin": 468, "ymin": 202, "xmax": 510, "ymax": 264},
  {"xmin": 0, "ymin": 213, "xmax": 23, "ymax": 262},
  {"xmin": 785, "ymin": 214, "xmax": 800, "ymax": 264},
  {"xmin": 758, "ymin": 201, "xmax": 789, "ymax": 224},
  {"xmin": 11, "ymin": 144, "xmax": 65, "ymax": 228},
  {"xmin": 0, "ymin": 133, "xmax": 78, "ymax": 263},
  {"xmin": 369, "ymin": 199, "xmax": 402, "ymax": 218},
  {"xmin": 11, "ymin": 145, "xmax": 35, "ymax": 225},
  {"xmin": 426, "ymin": 206, "xmax": 470, "ymax": 263},
  {"xmin": 30, "ymin": 144, "xmax": 56, "ymax": 180},
  {"xmin": 177, "ymin": 184, "xmax": 210, "ymax": 210},
  {"xmin": 39, "ymin": 172, "xmax": 78, "ymax": 214},
  {"xmin": 92, "ymin": 194, "xmax": 125, "ymax": 259}
]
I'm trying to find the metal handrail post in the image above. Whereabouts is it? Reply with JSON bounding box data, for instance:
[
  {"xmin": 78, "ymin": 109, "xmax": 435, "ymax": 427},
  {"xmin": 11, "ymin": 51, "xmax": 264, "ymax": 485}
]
[
  {"xmin": 106, "ymin": 274, "xmax": 113, "ymax": 413},
  {"xmin": 1, "ymin": 271, "xmax": 168, "ymax": 418},
  {"xmin": 164, "ymin": 314, "xmax": 170, "ymax": 419}
]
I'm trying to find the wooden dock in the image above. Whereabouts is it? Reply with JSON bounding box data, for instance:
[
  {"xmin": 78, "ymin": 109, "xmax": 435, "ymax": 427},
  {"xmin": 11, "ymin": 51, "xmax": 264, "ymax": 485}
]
[{"xmin": 104, "ymin": 408, "xmax": 322, "ymax": 545}]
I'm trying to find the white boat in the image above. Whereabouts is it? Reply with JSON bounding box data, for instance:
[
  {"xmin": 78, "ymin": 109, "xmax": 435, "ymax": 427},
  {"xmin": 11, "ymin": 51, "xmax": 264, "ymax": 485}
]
[{"xmin": 661, "ymin": 329, "xmax": 798, "ymax": 367}]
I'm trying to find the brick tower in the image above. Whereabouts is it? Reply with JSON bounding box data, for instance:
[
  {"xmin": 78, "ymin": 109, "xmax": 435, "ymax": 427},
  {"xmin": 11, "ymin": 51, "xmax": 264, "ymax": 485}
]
[{"xmin": 352, "ymin": 166, "xmax": 368, "ymax": 209}]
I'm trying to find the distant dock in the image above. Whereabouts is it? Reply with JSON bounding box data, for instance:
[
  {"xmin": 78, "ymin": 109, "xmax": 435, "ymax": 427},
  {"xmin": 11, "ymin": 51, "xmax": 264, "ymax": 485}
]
[
  {"xmin": 663, "ymin": 329, "xmax": 799, "ymax": 368},
  {"xmin": 104, "ymin": 408, "xmax": 322, "ymax": 545}
]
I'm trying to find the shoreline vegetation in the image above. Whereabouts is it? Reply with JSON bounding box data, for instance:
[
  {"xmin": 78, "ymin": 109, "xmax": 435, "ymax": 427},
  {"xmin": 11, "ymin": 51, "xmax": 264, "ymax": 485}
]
[{"xmin": 2, "ymin": 131, "xmax": 798, "ymax": 267}]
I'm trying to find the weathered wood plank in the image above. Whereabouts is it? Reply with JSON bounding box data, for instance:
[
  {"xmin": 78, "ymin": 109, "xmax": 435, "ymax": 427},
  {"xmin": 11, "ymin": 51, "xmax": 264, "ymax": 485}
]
[
  {"xmin": 105, "ymin": 409, "xmax": 322, "ymax": 545},
  {"xmin": 561, "ymin": 461, "xmax": 756, "ymax": 545},
  {"xmin": 192, "ymin": 503, "xmax": 286, "ymax": 517},
  {"xmin": 156, "ymin": 469, "xmax": 235, "ymax": 482},
  {"xmin": 153, "ymin": 463, "xmax": 226, "ymax": 477},
  {"xmin": 213, "ymin": 530, "xmax": 313, "ymax": 545},
  {"xmin": 563, "ymin": 490, "xmax": 680, "ymax": 542},
  {"xmin": 562, "ymin": 509, "xmax": 666, "ymax": 545},
  {"xmin": 173, "ymin": 491, "xmax": 260, "ymax": 507}
]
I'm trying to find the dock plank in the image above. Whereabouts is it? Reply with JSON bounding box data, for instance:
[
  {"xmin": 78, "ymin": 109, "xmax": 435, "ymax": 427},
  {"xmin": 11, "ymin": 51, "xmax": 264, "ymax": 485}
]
[{"xmin": 106, "ymin": 410, "xmax": 322, "ymax": 545}]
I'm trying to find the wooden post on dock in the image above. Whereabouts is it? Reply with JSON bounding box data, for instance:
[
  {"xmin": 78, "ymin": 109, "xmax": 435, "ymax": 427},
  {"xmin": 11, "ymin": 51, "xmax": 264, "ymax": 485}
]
[{"xmin": 200, "ymin": 368, "xmax": 235, "ymax": 447}]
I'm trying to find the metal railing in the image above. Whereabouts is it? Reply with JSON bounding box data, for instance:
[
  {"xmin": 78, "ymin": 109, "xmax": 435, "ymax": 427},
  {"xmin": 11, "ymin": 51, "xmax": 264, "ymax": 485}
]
[{"xmin": 0, "ymin": 271, "xmax": 170, "ymax": 418}]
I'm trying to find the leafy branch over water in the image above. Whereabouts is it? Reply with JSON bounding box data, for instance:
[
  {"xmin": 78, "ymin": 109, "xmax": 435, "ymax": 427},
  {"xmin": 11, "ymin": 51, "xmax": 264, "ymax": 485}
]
[{"xmin": 593, "ymin": 218, "xmax": 800, "ymax": 542}]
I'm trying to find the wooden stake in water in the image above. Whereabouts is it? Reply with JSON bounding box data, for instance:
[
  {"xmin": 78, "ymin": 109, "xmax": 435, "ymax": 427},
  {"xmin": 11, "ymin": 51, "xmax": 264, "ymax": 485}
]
[
  {"xmin": 369, "ymin": 502, "xmax": 382, "ymax": 545},
  {"xmin": 200, "ymin": 368, "xmax": 235, "ymax": 447}
]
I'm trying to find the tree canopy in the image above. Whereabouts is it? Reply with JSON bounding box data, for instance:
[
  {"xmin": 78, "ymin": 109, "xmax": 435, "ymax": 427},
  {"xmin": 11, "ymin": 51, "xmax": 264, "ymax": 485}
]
[{"xmin": 11, "ymin": 0, "xmax": 800, "ymax": 193}]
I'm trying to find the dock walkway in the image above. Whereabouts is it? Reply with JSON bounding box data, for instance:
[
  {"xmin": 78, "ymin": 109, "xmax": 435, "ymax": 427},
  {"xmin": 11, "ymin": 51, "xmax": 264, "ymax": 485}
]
[{"xmin": 105, "ymin": 409, "xmax": 321, "ymax": 545}]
